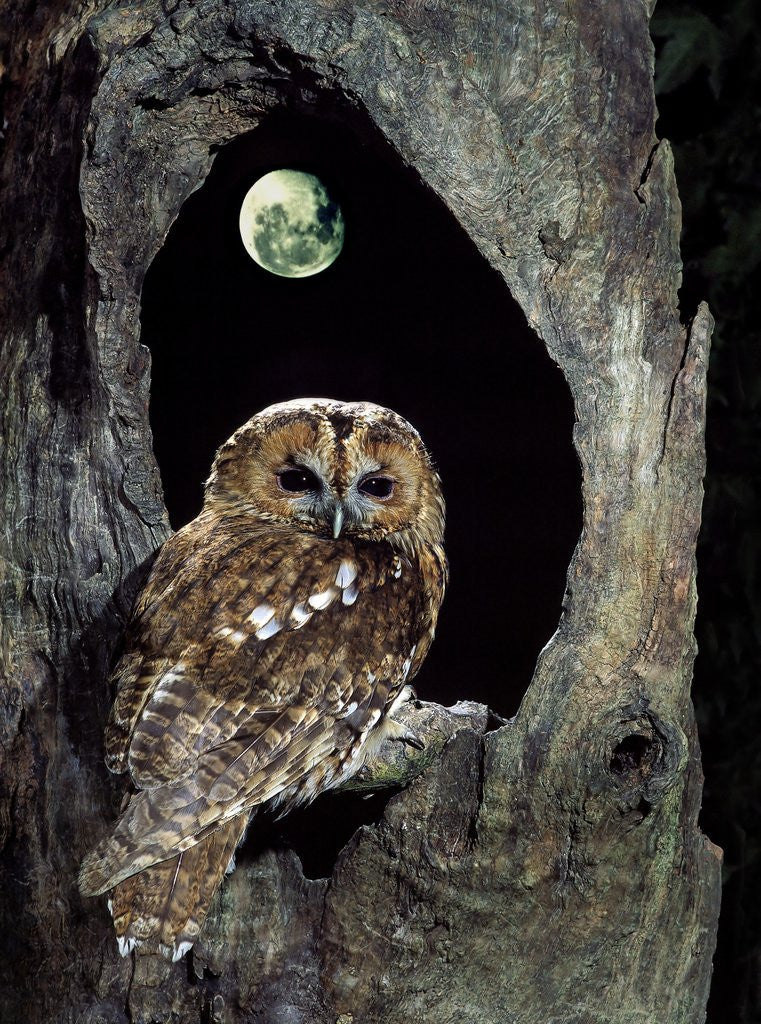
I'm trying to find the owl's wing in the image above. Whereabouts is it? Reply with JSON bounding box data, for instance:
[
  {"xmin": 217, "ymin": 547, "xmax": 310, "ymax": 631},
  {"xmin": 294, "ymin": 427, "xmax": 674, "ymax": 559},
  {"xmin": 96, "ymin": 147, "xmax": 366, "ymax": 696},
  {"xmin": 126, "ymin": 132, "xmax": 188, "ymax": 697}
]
[{"xmin": 80, "ymin": 523, "xmax": 437, "ymax": 895}]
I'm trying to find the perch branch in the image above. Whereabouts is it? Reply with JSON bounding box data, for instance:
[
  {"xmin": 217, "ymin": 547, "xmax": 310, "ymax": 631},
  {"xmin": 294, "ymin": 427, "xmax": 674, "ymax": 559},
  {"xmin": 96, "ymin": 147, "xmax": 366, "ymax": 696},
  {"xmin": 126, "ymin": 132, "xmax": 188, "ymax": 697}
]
[{"xmin": 337, "ymin": 699, "xmax": 498, "ymax": 792}]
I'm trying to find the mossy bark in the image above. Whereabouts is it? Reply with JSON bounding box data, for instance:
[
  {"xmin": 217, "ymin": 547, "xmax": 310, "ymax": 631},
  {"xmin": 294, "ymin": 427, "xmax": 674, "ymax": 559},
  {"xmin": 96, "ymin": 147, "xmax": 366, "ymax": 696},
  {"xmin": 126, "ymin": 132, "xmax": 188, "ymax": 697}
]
[{"xmin": 0, "ymin": 1, "xmax": 720, "ymax": 1021}]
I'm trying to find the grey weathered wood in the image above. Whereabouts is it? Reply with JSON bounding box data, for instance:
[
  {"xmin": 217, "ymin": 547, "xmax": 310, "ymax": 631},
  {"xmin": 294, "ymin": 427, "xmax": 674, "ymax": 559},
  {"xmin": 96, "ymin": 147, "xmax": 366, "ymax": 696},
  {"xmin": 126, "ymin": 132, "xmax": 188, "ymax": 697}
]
[{"xmin": 0, "ymin": 1, "xmax": 720, "ymax": 1021}]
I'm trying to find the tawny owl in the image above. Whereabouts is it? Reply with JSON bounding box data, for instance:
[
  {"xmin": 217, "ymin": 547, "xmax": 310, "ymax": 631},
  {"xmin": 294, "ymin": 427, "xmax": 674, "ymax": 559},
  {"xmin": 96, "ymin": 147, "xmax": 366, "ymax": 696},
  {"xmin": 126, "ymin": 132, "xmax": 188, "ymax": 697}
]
[{"xmin": 79, "ymin": 398, "xmax": 447, "ymax": 961}]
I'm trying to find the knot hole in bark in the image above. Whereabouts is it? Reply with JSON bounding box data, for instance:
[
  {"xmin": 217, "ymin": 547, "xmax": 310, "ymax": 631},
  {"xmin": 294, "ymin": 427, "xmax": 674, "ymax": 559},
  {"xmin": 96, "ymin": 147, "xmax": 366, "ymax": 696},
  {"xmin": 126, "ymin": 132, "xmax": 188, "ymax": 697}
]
[
  {"xmin": 609, "ymin": 733, "xmax": 657, "ymax": 777},
  {"xmin": 604, "ymin": 705, "xmax": 688, "ymax": 811}
]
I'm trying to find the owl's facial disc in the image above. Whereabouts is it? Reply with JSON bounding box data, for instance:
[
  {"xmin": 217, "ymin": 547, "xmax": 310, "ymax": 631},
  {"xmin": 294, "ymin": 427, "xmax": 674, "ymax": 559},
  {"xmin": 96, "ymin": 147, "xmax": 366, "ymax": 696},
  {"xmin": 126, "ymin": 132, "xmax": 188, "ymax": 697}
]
[{"xmin": 205, "ymin": 398, "xmax": 445, "ymax": 549}]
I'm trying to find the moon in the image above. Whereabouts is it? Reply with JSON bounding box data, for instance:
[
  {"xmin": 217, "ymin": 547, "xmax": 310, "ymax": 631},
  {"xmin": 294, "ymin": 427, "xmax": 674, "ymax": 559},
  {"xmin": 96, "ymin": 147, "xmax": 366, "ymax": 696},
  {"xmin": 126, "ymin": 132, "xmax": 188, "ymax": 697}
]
[{"xmin": 239, "ymin": 169, "xmax": 345, "ymax": 279}]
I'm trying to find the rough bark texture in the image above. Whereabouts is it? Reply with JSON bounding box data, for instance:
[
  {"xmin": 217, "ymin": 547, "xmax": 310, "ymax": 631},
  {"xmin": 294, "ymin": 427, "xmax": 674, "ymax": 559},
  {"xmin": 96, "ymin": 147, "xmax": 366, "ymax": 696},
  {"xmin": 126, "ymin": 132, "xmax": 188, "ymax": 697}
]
[{"xmin": 0, "ymin": 1, "xmax": 720, "ymax": 1022}]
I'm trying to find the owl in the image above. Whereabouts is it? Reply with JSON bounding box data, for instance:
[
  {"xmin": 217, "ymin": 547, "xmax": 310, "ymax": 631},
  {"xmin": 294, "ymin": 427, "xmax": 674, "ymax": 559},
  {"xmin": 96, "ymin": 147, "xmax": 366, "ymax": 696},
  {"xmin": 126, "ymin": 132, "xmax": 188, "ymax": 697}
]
[{"xmin": 79, "ymin": 398, "xmax": 447, "ymax": 961}]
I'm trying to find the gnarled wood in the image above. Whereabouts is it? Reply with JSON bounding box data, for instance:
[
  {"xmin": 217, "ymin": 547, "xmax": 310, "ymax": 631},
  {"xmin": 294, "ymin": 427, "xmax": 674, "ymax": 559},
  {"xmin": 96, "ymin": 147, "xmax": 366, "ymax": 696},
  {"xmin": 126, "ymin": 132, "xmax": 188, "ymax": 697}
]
[{"xmin": 0, "ymin": 1, "xmax": 720, "ymax": 1021}]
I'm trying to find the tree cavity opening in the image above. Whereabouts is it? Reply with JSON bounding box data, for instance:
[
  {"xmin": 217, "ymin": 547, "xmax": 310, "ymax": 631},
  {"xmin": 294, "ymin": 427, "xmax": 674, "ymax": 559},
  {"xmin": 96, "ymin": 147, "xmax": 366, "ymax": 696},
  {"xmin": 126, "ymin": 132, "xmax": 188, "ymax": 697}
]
[
  {"xmin": 140, "ymin": 108, "xmax": 582, "ymax": 716},
  {"xmin": 610, "ymin": 734, "xmax": 657, "ymax": 776}
]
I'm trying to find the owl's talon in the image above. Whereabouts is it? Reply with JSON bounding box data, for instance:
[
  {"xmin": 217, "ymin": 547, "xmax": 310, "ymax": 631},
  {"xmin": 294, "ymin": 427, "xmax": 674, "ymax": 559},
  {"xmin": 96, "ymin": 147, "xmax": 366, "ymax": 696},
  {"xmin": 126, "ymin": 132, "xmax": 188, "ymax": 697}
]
[{"xmin": 400, "ymin": 726, "xmax": 425, "ymax": 751}]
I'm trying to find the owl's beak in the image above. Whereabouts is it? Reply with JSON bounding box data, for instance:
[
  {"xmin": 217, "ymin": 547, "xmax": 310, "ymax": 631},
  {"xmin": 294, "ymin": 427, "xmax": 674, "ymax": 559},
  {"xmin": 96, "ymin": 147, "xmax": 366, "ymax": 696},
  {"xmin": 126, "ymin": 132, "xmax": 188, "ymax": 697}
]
[{"xmin": 332, "ymin": 504, "xmax": 344, "ymax": 539}]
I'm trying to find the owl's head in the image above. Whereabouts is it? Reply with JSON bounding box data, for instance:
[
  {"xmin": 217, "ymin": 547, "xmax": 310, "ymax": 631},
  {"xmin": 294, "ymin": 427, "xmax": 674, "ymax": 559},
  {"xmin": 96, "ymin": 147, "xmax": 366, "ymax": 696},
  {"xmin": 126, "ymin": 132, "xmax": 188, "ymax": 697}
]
[{"xmin": 205, "ymin": 398, "xmax": 445, "ymax": 551}]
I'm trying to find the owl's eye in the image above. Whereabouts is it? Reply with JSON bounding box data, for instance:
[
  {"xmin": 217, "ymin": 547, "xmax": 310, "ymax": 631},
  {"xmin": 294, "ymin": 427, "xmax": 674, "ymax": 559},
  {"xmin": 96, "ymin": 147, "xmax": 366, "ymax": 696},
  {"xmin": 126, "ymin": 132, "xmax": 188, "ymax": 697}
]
[
  {"xmin": 277, "ymin": 467, "xmax": 320, "ymax": 493},
  {"xmin": 358, "ymin": 475, "xmax": 394, "ymax": 499}
]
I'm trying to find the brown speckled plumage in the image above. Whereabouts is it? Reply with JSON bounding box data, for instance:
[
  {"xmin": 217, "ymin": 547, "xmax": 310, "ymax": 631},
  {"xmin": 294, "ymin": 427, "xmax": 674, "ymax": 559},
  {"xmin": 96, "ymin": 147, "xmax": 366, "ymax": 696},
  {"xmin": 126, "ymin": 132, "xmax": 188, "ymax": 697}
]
[{"xmin": 79, "ymin": 399, "xmax": 446, "ymax": 960}]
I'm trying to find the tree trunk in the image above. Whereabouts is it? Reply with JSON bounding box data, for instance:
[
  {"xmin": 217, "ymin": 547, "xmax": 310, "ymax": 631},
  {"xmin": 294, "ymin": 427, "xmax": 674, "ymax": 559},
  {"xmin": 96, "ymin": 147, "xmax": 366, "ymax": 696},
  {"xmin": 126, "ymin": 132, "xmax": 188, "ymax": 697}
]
[{"xmin": 0, "ymin": 1, "xmax": 721, "ymax": 1022}]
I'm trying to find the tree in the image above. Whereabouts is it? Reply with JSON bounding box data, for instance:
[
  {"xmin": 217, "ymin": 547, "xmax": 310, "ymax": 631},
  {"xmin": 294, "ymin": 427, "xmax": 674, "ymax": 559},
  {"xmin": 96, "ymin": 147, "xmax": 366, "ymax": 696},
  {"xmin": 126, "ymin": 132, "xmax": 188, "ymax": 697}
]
[{"xmin": 0, "ymin": 1, "xmax": 720, "ymax": 1020}]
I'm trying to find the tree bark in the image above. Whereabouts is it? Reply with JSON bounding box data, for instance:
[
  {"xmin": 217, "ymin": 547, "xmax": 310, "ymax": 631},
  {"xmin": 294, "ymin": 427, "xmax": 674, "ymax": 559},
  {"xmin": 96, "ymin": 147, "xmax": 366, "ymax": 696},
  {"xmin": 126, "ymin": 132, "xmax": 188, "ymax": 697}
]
[{"xmin": 0, "ymin": 1, "xmax": 720, "ymax": 1022}]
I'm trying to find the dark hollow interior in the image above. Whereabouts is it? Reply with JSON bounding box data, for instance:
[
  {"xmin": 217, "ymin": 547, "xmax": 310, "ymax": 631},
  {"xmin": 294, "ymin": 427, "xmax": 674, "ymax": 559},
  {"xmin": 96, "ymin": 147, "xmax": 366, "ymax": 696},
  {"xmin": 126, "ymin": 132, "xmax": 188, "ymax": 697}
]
[{"xmin": 140, "ymin": 107, "xmax": 582, "ymax": 725}]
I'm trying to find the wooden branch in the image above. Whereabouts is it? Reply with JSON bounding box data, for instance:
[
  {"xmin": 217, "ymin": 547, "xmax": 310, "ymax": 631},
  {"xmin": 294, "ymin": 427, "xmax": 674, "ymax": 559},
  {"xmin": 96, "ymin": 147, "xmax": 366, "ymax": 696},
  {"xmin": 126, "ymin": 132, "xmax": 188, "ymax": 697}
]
[{"xmin": 337, "ymin": 700, "xmax": 495, "ymax": 792}]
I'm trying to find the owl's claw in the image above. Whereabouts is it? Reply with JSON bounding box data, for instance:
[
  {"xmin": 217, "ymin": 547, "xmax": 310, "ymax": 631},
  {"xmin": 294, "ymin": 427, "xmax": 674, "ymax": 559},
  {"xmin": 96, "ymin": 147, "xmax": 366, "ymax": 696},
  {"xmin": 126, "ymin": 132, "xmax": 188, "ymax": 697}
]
[
  {"xmin": 382, "ymin": 715, "xmax": 425, "ymax": 751},
  {"xmin": 391, "ymin": 721, "xmax": 425, "ymax": 750},
  {"xmin": 384, "ymin": 685, "xmax": 425, "ymax": 750},
  {"xmin": 401, "ymin": 727, "xmax": 425, "ymax": 751}
]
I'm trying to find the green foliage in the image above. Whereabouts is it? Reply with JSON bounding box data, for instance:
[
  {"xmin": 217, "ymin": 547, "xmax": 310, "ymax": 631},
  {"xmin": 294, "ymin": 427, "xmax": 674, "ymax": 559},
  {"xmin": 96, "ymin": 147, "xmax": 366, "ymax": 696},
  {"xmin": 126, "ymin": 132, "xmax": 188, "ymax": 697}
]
[
  {"xmin": 652, "ymin": 1, "xmax": 761, "ymax": 1019},
  {"xmin": 653, "ymin": 9, "xmax": 724, "ymax": 96}
]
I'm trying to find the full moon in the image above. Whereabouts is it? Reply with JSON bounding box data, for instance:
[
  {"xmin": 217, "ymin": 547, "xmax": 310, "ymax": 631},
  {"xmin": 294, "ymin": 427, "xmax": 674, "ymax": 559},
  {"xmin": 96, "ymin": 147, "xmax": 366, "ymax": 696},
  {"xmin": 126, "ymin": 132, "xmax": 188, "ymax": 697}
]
[{"xmin": 239, "ymin": 169, "xmax": 345, "ymax": 278}]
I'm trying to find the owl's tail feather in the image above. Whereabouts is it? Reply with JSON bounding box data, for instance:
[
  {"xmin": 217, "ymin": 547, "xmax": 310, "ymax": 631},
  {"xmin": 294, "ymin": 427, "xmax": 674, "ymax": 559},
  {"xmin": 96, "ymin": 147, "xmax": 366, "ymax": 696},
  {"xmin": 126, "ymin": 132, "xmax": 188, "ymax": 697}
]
[
  {"xmin": 79, "ymin": 717, "xmax": 335, "ymax": 897},
  {"xmin": 78, "ymin": 778, "xmax": 239, "ymax": 896},
  {"xmin": 108, "ymin": 811, "xmax": 250, "ymax": 961}
]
